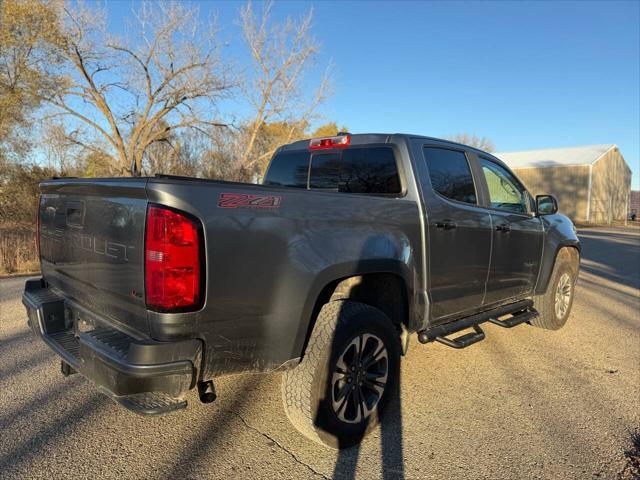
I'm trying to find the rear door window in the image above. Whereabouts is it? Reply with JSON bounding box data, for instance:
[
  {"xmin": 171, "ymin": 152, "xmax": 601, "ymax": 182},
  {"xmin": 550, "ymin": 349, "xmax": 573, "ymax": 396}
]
[
  {"xmin": 423, "ymin": 147, "xmax": 477, "ymax": 204},
  {"xmin": 263, "ymin": 151, "xmax": 310, "ymax": 188}
]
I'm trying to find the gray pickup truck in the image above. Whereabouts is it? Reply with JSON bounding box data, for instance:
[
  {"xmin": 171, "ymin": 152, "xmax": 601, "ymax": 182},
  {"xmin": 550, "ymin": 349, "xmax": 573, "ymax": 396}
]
[{"xmin": 22, "ymin": 133, "xmax": 580, "ymax": 448}]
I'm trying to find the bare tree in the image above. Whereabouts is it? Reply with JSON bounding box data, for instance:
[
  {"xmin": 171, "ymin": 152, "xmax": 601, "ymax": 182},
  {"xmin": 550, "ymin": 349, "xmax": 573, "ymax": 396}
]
[
  {"xmin": 3, "ymin": 0, "xmax": 335, "ymax": 179},
  {"xmin": 239, "ymin": 1, "xmax": 332, "ymax": 174},
  {"xmin": 42, "ymin": 120, "xmax": 74, "ymax": 173},
  {"xmin": 141, "ymin": 123, "xmax": 203, "ymax": 177},
  {"xmin": 446, "ymin": 133, "xmax": 495, "ymax": 152},
  {"xmin": 27, "ymin": 1, "xmax": 232, "ymax": 175},
  {"xmin": 0, "ymin": 0, "xmax": 63, "ymax": 162}
]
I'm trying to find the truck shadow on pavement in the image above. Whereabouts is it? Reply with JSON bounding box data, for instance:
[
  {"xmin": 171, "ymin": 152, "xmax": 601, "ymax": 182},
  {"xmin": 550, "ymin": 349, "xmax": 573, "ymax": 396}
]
[
  {"xmin": 0, "ymin": 391, "xmax": 107, "ymax": 474},
  {"xmin": 160, "ymin": 374, "xmax": 269, "ymax": 479},
  {"xmin": 0, "ymin": 329, "xmax": 35, "ymax": 351},
  {"xmin": 0, "ymin": 325, "xmax": 109, "ymax": 474},
  {"xmin": 313, "ymin": 292, "xmax": 407, "ymax": 480},
  {"xmin": 331, "ymin": 374, "xmax": 405, "ymax": 480},
  {"xmin": 0, "ymin": 342, "xmax": 54, "ymax": 382}
]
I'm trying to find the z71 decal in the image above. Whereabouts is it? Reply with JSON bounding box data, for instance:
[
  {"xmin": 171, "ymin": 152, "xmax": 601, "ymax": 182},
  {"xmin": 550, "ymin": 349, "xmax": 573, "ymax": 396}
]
[{"xmin": 218, "ymin": 193, "xmax": 282, "ymax": 209}]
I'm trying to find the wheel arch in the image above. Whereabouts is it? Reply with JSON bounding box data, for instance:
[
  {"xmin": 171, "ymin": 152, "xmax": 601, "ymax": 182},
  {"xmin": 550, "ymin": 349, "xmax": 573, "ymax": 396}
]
[
  {"xmin": 535, "ymin": 242, "xmax": 580, "ymax": 295},
  {"xmin": 293, "ymin": 260, "xmax": 413, "ymax": 361}
]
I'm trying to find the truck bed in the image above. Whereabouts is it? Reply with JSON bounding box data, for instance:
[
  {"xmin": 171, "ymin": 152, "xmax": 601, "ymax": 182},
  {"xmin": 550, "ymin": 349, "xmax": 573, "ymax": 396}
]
[{"xmin": 38, "ymin": 175, "xmax": 423, "ymax": 377}]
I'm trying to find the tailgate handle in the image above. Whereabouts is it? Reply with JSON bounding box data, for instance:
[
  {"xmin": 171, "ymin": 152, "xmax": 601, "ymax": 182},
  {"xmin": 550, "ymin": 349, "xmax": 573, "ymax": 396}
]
[{"xmin": 66, "ymin": 201, "xmax": 85, "ymax": 227}]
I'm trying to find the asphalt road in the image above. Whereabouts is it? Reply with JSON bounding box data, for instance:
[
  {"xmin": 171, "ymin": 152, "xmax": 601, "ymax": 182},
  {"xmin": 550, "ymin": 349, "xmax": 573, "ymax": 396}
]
[{"xmin": 1, "ymin": 227, "xmax": 638, "ymax": 480}]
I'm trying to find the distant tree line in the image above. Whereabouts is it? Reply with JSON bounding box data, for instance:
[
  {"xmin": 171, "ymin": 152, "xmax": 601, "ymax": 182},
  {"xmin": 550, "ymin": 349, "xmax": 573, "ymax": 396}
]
[{"xmin": 445, "ymin": 133, "xmax": 495, "ymax": 153}]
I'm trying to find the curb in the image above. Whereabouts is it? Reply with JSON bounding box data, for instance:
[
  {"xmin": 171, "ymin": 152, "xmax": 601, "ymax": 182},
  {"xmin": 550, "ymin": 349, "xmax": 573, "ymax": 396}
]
[{"xmin": 0, "ymin": 272, "xmax": 40, "ymax": 280}]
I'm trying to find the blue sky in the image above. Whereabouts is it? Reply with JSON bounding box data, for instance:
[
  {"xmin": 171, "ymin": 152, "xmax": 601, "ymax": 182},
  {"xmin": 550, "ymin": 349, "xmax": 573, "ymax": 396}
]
[{"xmin": 106, "ymin": 0, "xmax": 640, "ymax": 188}]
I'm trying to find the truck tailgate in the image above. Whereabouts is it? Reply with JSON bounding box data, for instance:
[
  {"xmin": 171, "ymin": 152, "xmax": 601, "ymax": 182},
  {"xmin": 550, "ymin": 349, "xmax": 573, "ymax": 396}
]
[{"xmin": 39, "ymin": 178, "xmax": 150, "ymax": 336}]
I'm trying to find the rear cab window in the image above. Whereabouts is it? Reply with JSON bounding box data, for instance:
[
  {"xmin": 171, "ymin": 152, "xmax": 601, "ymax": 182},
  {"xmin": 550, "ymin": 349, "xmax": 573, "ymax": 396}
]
[
  {"xmin": 263, "ymin": 151, "xmax": 310, "ymax": 188},
  {"xmin": 264, "ymin": 146, "xmax": 402, "ymax": 195},
  {"xmin": 309, "ymin": 153, "xmax": 340, "ymax": 189}
]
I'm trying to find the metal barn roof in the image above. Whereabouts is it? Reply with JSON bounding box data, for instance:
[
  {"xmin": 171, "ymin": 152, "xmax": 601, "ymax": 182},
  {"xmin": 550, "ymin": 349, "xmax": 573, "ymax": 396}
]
[{"xmin": 495, "ymin": 144, "xmax": 616, "ymax": 169}]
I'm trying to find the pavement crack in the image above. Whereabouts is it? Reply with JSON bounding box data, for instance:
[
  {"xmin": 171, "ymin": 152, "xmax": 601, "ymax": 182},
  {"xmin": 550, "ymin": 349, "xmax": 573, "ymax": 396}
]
[{"xmin": 222, "ymin": 409, "xmax": 330, "ymax": 479}]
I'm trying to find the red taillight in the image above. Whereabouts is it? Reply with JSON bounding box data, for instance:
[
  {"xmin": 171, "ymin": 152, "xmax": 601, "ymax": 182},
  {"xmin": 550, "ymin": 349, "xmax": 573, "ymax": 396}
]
[
  {"xmin": 309, "ymin": 135, "xmax": 350, "ymax": 150},
  {"xmin": 145, "ymin": 206, "xmax": 202, "ymax": 311}
]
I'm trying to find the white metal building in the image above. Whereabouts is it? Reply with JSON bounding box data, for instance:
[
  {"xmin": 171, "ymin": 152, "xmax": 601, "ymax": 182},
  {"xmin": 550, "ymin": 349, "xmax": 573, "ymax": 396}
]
[{"xmin": 496, "ymin": 144, "xmax": 631, "ymax": 224}]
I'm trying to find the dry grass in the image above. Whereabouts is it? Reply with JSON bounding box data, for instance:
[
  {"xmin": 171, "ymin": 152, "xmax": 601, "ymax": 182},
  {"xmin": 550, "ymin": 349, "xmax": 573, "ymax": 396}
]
[
  {"xmin": 619, "ymin": 430, "xmax": 640, "ymax": 479},
  {"xmin": 0, "ymin": 227, "xmax": 40, "ymax": 275}
]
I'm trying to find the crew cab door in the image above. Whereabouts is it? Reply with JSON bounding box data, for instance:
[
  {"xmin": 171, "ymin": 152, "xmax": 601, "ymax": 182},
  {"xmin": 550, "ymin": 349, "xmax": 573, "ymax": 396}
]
[
  {"xmin": 418, "ymin": 145, "xmax": 492, "ymax": 323},
  {"xmin": 476, "ymin": 156, "xmax": 544, "ymax": 304}
]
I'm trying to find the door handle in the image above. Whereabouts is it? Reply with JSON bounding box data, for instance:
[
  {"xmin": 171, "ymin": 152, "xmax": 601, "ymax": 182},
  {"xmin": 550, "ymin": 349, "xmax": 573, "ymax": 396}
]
[
  {"xmin": 435, "ymin": 220, "xmax": 457, "ymax": 231},
  {"xmin": 496, "ymin": 224, "xmax": 511, "ymax": 233}
]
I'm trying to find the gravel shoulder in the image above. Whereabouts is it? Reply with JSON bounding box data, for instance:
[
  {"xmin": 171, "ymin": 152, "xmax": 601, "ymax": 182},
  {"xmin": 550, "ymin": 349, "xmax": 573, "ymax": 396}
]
[{"xmin": 1, "ymin": 227, "xmax": 638, "ymax": 479}]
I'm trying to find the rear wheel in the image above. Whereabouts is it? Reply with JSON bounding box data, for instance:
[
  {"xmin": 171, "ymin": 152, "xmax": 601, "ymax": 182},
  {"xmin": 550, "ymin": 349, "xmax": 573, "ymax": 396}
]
[
  {"xmin": 281, "ymin": 300, "xmax": 400, "ymax": 448},
  {"xmin": 531, "ymin": 248, "xmax": 579, "ymax": 330}
]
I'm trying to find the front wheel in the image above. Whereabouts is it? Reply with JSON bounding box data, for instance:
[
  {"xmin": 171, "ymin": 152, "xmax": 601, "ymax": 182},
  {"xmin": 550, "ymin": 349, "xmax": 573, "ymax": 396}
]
[
  {"xmin": 531, "ymin": 248, "xmax": 579, "ymax": 330},
  {"xmin": 281, "ymin": 300, "xmax": 401, "ymax": 448}
]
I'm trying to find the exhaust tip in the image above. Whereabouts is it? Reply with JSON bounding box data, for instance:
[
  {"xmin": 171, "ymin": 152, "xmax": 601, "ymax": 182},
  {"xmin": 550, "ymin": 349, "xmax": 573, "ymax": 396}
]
[
  {"xmin": 197, "ymin": 380, "xmax": 217, "ymax": 404},
  {"xmin": 417, "ymin": 331, "xmax": 430, "ymax": 344}
]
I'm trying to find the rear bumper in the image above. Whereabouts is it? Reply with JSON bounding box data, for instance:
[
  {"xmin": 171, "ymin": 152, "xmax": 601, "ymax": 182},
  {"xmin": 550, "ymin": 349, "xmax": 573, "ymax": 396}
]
[{"xmin": 22, "ymin": 279, "xmax": 201, "ymax": 414}]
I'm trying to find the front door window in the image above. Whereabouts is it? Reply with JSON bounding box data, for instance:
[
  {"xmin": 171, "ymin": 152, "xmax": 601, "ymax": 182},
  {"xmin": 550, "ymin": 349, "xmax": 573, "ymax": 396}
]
[{"xmin": 480, "ymin": 158, "xmax": 528, "ymax": 214}]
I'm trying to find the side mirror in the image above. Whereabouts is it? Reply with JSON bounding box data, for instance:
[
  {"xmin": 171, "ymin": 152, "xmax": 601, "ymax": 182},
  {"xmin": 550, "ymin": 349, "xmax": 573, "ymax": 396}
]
[{"xmin": 536, "ymin": 194, "xmax": 558, "ymax": 216}]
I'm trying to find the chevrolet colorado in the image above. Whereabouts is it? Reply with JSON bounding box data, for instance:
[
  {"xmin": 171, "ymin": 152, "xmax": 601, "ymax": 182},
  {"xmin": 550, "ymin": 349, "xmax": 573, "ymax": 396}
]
[{"xmin": 22, "ymin": 133, "xmax": 580, "ymax": 448}]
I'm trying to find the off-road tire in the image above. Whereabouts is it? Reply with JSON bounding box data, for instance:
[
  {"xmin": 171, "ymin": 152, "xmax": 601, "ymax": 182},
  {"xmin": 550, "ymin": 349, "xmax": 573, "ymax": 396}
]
[
  {"xmin": 281, "ymin": 300, "xmax": 401, "ymax": 449},
  {"xmin": 531, "ymin": 247, "xmax": 579, "ymax": 330}
]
